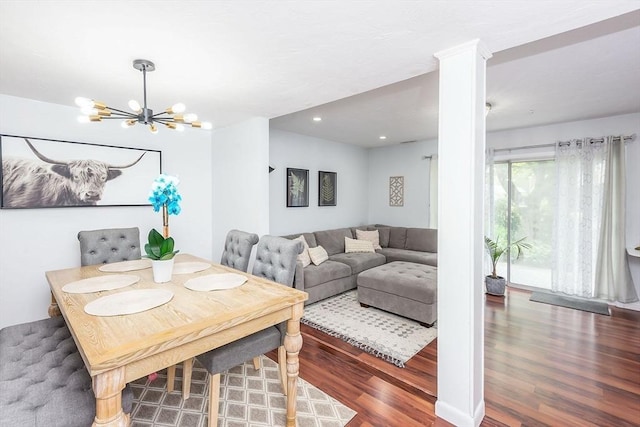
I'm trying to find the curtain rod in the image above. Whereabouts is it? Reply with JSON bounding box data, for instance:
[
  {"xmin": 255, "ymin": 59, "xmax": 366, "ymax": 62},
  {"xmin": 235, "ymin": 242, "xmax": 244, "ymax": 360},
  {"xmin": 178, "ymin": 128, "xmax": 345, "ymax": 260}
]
[{"xmin": 492, "ymin": 133, "xmax": 636, "ymax": 153}]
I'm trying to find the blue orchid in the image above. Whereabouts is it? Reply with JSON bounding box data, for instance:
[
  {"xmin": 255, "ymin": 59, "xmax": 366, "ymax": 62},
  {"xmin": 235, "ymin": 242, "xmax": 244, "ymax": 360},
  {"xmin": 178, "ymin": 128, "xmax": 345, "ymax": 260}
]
[{"xmin": 149, "ymin": 174, "xmax": 182, "ymax": 215}]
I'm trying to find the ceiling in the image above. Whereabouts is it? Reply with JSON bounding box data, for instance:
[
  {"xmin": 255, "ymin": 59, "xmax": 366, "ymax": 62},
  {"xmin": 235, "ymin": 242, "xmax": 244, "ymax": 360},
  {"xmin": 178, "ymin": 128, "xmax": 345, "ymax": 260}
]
[{"xmin": 1, "ymin": 1, "xmax": 638, "ymax": 148}]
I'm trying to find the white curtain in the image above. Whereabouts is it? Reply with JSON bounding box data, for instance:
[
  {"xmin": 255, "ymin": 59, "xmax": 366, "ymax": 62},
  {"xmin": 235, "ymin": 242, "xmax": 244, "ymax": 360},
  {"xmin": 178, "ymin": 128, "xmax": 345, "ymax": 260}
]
[
  {"xmin": 552, "ymin": 137, "xmax": 638, "ymax": 302},
  {"xmin": 429, "ymin": 156, "xmax": 438, "ymax": 228},
  {"xmin": 595, "ymin": 137, "xmax": 638, "ymax": 302},
  {"xmin": 552, "ymin": 139, "xmax": 606, "ymax": 297}
]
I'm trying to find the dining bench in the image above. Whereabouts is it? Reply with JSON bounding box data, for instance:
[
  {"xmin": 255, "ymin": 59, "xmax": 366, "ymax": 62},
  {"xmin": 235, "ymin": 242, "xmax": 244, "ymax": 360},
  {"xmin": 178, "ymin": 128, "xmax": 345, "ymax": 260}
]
[{"xmin": 0, "ymin": 316, "xmax": 133, "ymax": 427}]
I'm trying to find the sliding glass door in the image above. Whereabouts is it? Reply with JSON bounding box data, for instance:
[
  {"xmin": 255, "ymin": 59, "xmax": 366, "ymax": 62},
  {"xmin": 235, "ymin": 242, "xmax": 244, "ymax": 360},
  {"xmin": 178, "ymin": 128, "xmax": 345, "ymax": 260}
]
[{"xmin": 488, "ymin": 159, "xmax": 555, "ymax": 289}]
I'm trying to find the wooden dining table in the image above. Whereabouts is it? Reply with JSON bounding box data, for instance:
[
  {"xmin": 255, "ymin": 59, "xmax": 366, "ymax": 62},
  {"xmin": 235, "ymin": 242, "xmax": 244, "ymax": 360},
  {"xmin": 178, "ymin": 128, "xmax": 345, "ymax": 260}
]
[{"xmin": 46, "ymin": 253, "xmax": 308, "ymax": 427}]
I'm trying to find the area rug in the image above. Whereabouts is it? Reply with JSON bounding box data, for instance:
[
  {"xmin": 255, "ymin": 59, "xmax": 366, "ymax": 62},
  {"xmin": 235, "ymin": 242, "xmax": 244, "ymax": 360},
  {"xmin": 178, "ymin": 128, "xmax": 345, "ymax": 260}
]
[
  {"xmin": 530, "ymin": 291, "xmax": 610, "ymax": 316},
  {"xmin": 301, "ymin": 290, "xmax": 437, "ymax": 367},
  {"xmin": 130, "ymin": 356, "xmax": 356, "ymax": 427}
]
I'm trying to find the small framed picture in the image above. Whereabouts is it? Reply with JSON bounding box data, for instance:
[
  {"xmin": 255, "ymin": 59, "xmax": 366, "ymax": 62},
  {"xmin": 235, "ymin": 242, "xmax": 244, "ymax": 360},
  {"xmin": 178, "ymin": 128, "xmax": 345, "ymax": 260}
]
[
  {"xmin": 286, "ymin": 168, "xmax": 309, "ymax": 207},
  {"xmin": 318, "ymin": 171, "xmax": 337, "ymax": 206}
]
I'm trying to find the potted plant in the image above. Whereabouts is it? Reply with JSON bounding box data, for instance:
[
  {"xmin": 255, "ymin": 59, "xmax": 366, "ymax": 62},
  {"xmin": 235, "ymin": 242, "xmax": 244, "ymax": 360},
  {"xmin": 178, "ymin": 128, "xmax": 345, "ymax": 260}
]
[
  {"xmin": 145, "ymin": 228, "xmax": 180, "ymax": 283},
  {"xmin": 484, "ymin": 236, "xmax": 531, "ymax": 296}
]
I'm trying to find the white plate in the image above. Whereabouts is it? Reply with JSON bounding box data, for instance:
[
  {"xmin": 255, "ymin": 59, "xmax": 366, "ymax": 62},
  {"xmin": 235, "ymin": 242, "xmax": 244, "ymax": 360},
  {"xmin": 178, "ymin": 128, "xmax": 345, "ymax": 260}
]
[
  {"xmin": 173, "ymin": 261, "xmax": 211, "ymax": 275},
  {"xmin": 184, "ymin": 273, "xmax": 248, "ymax": 291},
  {"xmin": 98, "ymin": 259, "xmax": 152, "ymax": 272},
  {"xmin": 62, "ymin": 274, "xmax": 140, "ymax": 294},
  {"xmin": 84, "ymin": 289, "xmax": 174, "ymax": 316}
]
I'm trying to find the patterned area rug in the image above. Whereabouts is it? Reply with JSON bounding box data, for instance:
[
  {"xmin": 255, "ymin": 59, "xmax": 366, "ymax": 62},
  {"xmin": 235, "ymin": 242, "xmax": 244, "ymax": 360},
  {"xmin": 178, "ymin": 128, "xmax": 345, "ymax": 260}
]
[
  {"xmin": 301, "ymin": 290, "xmax": 437, "ymax": 367},
  {"xmin": 130, "ymin": 356, "xmax": 356, "ymax": 427}
]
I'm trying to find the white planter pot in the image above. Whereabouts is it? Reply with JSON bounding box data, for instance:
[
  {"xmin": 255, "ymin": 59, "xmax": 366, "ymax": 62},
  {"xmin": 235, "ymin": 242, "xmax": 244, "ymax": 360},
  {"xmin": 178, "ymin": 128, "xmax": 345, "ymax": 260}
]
[{"xmin": 151, "ymin": 258, "xmax": 175, "ymax": 283}]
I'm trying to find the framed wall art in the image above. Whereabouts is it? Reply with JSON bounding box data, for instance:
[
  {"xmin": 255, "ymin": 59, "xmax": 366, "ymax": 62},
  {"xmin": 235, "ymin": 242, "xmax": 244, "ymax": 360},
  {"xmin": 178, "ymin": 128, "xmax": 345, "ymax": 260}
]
[
  {"xmin": 318, "ymin": 171, "xmax": 337, "ymax": 206},
  {"xmin": 286, "ymin": 167, "xmax": 309, "ymax": 207},
  {"xmin": 0, "ymin": 134, "xmax": 161, "ymax": 209},
  {"xmin": 389, "ymin": 176, "xmax": 404, "ymax": 207}
]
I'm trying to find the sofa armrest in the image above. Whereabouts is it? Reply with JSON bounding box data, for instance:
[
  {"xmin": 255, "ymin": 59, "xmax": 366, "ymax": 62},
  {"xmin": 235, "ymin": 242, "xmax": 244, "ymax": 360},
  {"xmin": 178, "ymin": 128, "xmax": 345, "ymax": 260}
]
[{"xmin": 293, "ymin": 260, "xmax": 305, "ymax": 291}]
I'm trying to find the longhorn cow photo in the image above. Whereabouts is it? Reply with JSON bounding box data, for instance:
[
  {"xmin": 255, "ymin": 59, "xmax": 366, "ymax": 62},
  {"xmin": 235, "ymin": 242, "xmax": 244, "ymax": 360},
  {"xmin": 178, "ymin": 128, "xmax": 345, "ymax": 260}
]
[{"xmin": 0, "ymin": 136, "xmax": 161, "ymax": 209}]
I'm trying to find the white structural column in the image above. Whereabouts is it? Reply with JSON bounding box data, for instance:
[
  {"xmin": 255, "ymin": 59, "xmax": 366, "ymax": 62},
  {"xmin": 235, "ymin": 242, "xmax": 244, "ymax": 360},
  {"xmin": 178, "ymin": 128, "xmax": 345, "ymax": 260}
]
[{"xmin": 434, "ymin": 40, "xmax": 492, "ymax": 427}]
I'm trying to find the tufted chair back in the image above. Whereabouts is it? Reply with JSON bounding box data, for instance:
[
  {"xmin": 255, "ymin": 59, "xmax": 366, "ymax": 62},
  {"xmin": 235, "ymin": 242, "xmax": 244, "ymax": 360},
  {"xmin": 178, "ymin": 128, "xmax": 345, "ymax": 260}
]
[
  {"xmin": 251, "ymin": 235, "xmax": 304, "ymax": 286},
  {"xmin": 220, "ymin": 229, "xmax": 259, "ymax": 272},
  {"xmin": 78, "ymin": 227, "xmax": 141, "ymax": 266}
]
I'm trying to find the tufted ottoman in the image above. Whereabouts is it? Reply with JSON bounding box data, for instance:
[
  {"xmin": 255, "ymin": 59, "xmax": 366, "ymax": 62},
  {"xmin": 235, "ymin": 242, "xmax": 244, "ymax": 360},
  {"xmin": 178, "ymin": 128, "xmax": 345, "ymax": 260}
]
[
  {"xmin": 357, "ymin": 261, "xmax": 437, "ymax": 326},
  {"xmin": 0, "ymin": 316, "xmax": 133, "ymax": 427}
]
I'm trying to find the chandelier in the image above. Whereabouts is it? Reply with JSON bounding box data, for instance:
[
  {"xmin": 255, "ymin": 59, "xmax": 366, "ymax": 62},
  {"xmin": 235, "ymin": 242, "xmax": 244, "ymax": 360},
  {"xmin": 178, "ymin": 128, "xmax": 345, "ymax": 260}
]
[{"xmin": 75, "ymin": 59, "xmax": 212, "ymax": 133}]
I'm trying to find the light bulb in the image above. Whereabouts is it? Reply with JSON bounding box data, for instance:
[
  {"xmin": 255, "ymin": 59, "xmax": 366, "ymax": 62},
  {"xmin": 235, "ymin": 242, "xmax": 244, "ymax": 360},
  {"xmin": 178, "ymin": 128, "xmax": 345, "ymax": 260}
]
[
  {"xmin": 81, "ymin": 106, "xmax": 98, "ymax": 115},
  {"xmin": 77, "ymin": 115, "xmax": 90, "ymax": 123},
  {"xmin": 183, "ymin": 113, "xmax": 197, "ymax": 123},
  {"xmin": 176, "ymin": 123, "xmax": 185, "ymax": 132},
  {"xmin": 75, "ymin": 97, "xmax": 93, "ymax": 108},
  {"xmin": 149, "ymin": 123, "xmax": 158, "ymax": 134},
  {"xmin": 201, "ymin": 121, "xmax": 212, "ymax": 130},
  {"xmin": 121, "ymin": 119, "xmax": 136, "ymax": 128},
  {"xmin": 128, "ymin": 100, "xmax": 141, "ymax": 112},
  {"xmin": 170, "ymin": 103, "xmax": 186, "ymax": 114}
]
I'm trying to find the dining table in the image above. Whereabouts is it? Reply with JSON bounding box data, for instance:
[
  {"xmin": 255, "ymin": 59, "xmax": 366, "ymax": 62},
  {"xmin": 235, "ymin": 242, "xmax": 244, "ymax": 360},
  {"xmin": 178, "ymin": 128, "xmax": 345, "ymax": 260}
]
[{"xmin": 46, "ymin": 253, "xmax": 309, "ymax": 427}]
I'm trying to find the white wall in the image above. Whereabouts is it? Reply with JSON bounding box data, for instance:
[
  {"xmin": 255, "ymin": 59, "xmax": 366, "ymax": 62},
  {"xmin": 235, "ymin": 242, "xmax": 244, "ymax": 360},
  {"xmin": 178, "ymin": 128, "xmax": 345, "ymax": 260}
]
[
  {"xmin": 211, "ymin": 117, "xmax": 270, "ymax": 262},
  {"xmin": 367, "ymin": 139, "xmax": 438, "ymax": 227},
  {"xmin": 487, "ymin": 112, "xmax": 640, "ymax": 308},
  {"xmin": 0, "ymin": 94, "xmax": 213, "ymax": 328},
  {"xmin": 269, "ymin": 129, "xmax": 369, "ymax": 235}
]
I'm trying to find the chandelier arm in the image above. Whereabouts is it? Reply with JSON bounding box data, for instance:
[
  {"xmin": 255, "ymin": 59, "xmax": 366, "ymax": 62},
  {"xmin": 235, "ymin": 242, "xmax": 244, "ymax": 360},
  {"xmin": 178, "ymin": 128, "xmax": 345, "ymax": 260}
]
[
  {"xmin": 106, "ymin": 107, "xmax": 138, "ymax": 117},
  {"xmin": 99, "ymin": 116, "xmax": 138, "ymax": 120},
  {"xmin": 153, "ymin": 118, "xmax": 173, "ymax": 124}
]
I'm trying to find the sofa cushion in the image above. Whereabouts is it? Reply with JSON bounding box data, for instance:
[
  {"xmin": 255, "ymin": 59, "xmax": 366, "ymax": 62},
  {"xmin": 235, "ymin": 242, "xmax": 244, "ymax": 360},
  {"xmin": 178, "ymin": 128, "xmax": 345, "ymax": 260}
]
[
  {"xmin": 329, "ymin": 252, "xmax": 386, "ymax": 275},
  {"xmin": 314, "ymin": 228, "xmax": 353, "ymax": 255},
  {"xmin": 345, "ymin": 237, "xmax": 375, "ymax": 253},
  {"xmin": 283, "ymin": 232, "xmax": 317, "ymax": 248},
  {"xmin": 405, "ymin": 228, "xmax": 438, "ymax": 253},
  {"xmin": 388, "ymin": 227, "xmax": 408, "ymax": 249},
  {"xmin": 377, "ymin": 247, "xmax": 437, "ymax": 267},
  {"xmin": 372, "ymin": 226, "xmax": 391, "ymax": 248},
  {"xmin": 308, "ymin": 245, "xmax": 329, "ymax": 265},
  {"xmin": 303, "ymin": 260, "xmax": 352, "ymax": 288},
  {"xmin": 356, "ymin": 229, "xmax": 382, "ymax": 250}
]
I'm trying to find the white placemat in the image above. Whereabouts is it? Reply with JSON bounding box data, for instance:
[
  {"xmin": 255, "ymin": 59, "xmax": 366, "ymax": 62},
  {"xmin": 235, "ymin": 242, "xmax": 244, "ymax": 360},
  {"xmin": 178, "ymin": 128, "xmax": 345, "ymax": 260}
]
[
  {"xmin": 184, "ymin": 273, "xmax": 247, "ymax": 291},
  {"xmin": 98, "ymin": 259, "xmax": 152, "ymax": 272},
  {"xmin": 62, "ymin": 274, "xmax": 140, "ymax": 294},
  {"xmin": 84, "ymin": 289, "xmax": 174, "ymax": 316},
  {"xmin": 172, "ymin": 261, "xmax": 211, "ymax": 275}
]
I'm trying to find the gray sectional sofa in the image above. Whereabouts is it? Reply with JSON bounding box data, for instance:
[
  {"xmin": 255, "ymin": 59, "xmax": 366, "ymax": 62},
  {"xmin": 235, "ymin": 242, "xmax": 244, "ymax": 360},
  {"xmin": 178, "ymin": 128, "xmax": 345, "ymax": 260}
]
[{"xmin": 283, "ymin": 225, "xmax": 437, "ymax": 305}]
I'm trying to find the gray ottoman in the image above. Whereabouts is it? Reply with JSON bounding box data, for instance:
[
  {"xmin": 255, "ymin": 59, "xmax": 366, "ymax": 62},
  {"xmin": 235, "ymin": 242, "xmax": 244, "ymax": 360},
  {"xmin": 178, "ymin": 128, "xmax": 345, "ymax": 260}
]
[
  {"xmin": 357, "ymin": 261, "xmax": 437, "ymax": 326},
  {"xmin": 0, "ymin": 316, "xmax": 133, "ymax": 427}
]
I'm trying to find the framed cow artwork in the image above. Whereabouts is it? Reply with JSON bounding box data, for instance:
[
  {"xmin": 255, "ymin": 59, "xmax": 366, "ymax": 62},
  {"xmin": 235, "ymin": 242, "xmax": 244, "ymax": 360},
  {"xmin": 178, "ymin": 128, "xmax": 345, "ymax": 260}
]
[{"xmin": 0, "ymin": 134, "xmax": 161, "ymax": 209}]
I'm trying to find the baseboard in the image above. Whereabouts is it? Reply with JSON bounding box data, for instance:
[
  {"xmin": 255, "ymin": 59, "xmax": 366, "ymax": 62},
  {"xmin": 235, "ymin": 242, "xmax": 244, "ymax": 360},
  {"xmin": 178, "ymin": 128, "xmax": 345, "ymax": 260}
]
[{"xmin": 435, "ymin": 399, "xmax": 485, "ymax": 427}]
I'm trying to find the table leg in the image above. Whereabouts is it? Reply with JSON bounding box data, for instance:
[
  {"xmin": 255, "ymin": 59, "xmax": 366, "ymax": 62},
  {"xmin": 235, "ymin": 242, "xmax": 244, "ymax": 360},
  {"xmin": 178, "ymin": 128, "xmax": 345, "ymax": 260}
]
[
  {"xmin": 92, "ymin": 366, "xmax": 129, "ymax": 427},
  {"xmin": 48, "ymin": 291, "xmax": 61, "ymax": 317},
  {"xmin": 284, "ymin": 303, "xmax": 304, "ymax": 427}
]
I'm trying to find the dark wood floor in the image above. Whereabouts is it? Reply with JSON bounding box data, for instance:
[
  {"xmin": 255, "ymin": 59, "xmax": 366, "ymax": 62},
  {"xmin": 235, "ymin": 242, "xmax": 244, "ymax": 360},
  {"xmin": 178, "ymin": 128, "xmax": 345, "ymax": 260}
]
[{"xmin": 270, "ymin": 287, "xmax": 640, "ymax": 426}]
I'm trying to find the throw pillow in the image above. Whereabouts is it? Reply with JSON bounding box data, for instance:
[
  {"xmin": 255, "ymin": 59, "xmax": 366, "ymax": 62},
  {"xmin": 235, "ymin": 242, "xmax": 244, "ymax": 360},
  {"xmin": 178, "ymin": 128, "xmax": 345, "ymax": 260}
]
[
  {"xmin": 308, "ymin": 245, "xmax": 329, "ymax": 266},
  {"xmin": 355, "ymin": 229, "xmax": 382, "ymax": 250},
  {"xmin": 293, "ymin": 235, "xmax": 311, "ymax": 267},
  {"xmin": 345, "ymin": 236, "xmax": 375, "ymax": 253}
]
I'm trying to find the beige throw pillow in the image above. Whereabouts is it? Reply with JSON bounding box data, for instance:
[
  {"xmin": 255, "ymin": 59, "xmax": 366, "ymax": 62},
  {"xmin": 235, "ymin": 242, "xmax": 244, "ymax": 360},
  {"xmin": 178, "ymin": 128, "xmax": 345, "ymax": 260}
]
[
  {"xmin": 293, "ymin": 235, "xmax": 311, "ymax": 267},
  {"xmin": 308, "ymin": 245, "xmax": 329, "ymax": 265},
  {"xmin": 345, "ymin": 236, "xmax": 375, "ymax": 253},
  {"xmin": 355, "ymin": 229, "xmax": 382, "ymax": 250}
]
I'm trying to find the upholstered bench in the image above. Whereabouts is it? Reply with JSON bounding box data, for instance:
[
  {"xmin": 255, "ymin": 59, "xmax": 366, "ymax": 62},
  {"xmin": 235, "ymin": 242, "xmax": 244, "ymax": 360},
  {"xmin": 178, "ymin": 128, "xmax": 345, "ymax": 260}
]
[
  {"xmin": 357, "ymin": 261, "xmax": 437, "ymax": 326},
  {"xmin": 0, "ymin": 316, "xmax": 133, "ymax": 427}
]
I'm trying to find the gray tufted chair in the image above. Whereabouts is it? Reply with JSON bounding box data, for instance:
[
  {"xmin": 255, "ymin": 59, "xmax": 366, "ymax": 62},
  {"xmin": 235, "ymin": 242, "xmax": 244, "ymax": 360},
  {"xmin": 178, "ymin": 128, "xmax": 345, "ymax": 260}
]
[
  {"xmin": 192, "ymin": 235, "xmax": 303, "ymax": 427},
  {"xmin": 220, "ymin": 229, "xmax": 259, "ymax": 272},
  {"xmin": 168, "ymin": 229, "xmax": 259, "ymax": 398},
  {"xmin": 0, "ymin": 317, "xmax": 134, "ymax": 426},
  {"xmin": 77, "ymin": 227, "xmax": 141, "ymax": 266}
]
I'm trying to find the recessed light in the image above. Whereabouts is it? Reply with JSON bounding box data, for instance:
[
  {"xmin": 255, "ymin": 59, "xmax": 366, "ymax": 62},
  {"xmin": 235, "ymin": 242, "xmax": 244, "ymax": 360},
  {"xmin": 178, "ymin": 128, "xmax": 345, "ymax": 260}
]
[
  {"xmin": 379, "ymin": 136, "xmax": 387, "ymax": 140},
  {"xmin": 313, "ymin": 117, "xmax": 322, "ymax": 122}
]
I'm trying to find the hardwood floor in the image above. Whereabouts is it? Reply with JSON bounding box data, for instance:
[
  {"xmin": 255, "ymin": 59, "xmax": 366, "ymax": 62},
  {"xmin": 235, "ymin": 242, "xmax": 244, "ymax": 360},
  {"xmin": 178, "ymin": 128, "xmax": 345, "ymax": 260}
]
[{"xmin": 270, "ymin": 287, "xmax": 640, "ymax": 426}]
